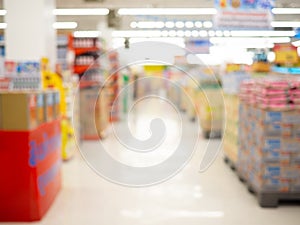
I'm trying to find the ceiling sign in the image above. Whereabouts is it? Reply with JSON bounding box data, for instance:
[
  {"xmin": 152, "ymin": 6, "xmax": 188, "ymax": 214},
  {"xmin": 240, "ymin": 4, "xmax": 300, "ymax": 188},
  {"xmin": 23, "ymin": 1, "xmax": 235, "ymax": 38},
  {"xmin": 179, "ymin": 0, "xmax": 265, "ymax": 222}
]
[
  {"xmin": 185, "ymin": 39, "xmax": 211, "ymax": 54},
  {"xmin": 214, "ymin": 0, "xmax": 274, "ymax": 30},
  {"xmin": 273, "ymin": 43, "xmax": 299, "ymax": 65}
]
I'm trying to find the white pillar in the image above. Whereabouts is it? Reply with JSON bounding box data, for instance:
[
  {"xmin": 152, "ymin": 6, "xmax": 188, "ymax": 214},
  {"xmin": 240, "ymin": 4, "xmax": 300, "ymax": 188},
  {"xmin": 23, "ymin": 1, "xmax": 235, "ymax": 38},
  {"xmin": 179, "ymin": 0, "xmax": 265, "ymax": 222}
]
[
  {"xmin": 98, "ymin": 22, "xmax": 113, "ymax": 49},
  {"xmin": 4, "ymin": 0, "xmax": 56, "ymax": 70}
]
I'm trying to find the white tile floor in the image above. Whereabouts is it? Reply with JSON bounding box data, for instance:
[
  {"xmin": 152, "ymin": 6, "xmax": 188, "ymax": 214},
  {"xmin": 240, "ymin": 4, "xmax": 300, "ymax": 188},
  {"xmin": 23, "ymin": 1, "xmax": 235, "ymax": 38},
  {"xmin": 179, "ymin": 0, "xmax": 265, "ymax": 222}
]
[{"xmin": 3, "ymin": 98, "xmax": 300, "ymax": 225}]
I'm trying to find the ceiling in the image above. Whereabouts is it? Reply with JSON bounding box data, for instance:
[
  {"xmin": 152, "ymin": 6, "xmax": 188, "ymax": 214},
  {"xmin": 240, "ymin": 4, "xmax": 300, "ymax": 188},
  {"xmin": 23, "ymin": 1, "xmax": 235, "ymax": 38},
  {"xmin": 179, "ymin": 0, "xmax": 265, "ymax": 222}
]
[
  {"xmin": 0, "ymin": 0, "xmax": 300, "ymax": 31},
  {"xmin": 55, "ymin": 0, "xmax": 300, "ymax": 31}
]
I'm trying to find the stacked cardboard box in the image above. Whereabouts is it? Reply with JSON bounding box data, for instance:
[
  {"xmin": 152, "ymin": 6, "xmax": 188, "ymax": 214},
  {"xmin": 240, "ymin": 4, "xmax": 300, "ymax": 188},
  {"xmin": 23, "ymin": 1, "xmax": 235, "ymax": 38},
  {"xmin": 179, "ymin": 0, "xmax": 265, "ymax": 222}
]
[{"xmin": 238, "ymin": 78, "xmax": 300, "ymax": 193}]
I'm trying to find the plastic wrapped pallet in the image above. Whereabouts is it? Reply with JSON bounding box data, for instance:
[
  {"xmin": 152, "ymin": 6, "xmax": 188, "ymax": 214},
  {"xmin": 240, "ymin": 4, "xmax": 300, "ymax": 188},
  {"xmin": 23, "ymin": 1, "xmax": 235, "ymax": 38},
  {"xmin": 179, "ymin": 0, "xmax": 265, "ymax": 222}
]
[
  {"xmin": 195, "ymin": 88, "xmax": 223, "ymax": 139},
  {"xmin": 237, "ymin": 78, "xmax": 300, "ymax": 207}
]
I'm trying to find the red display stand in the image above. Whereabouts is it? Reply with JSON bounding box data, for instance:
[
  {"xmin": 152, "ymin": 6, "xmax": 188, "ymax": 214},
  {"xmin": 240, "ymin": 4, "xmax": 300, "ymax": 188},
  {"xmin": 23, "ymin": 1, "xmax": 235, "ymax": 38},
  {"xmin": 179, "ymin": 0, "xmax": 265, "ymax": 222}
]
[{"xmin": 0, "ymin": 119, "xmax": 62, "ymax": 221}]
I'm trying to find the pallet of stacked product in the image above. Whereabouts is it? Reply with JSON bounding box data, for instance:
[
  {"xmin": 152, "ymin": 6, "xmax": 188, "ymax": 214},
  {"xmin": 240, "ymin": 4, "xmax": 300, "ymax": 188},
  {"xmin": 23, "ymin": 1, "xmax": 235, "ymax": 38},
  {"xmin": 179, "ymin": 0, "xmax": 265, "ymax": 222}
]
[
  {"xmin": 196, "ymin": 88, "xmax": 223, "ymax": 139},
  {"xmin": 185, "ymin": 85, "xmax": 197, "ymax": 121},
  {"xmin": 237, "ymin": 78, "xmax": 300, "ymax": 207},
  {"xmin": 221, "ymin": 71, "xmax": 250, "ymax": 167},
  {"xmin": 223, "ymin": 94, "xmax": 240, "ymax": 167}
]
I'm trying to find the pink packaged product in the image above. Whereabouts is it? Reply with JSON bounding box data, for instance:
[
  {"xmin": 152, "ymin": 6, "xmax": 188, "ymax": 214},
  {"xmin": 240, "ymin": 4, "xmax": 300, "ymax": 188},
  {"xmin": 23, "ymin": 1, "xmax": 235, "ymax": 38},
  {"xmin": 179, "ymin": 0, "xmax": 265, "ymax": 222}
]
[
  {"xmin": 255, "ymin": 88, "xmax": 288, "ymax": 97},
  {"xmin": 256, "ymin": 96, "xmax": 289, "ymax": 105},
  {"xmin": 291, "ymin": 98, "xmax": 300, "ymax": 104},
  {"xmin": 289, "ymin": 92, "xmax": 300, "ymax": 104},
  {"xmin": 291, "ymin": 80, "xmax": 300, "ymax": 88},
  {"xmin": 258, "ymin": 102, "xmax": 294, "ymax": 111},
  {"xmin": 240, "ymin": 80, "xmax": 255, "ymax": 91},
  {"xmin": 256, "ymin": 79, "xmax": 290, "ymax": 90},
  {"xmin": 289, "ymin": 89, "xmax": 300, "ymax": 95}
]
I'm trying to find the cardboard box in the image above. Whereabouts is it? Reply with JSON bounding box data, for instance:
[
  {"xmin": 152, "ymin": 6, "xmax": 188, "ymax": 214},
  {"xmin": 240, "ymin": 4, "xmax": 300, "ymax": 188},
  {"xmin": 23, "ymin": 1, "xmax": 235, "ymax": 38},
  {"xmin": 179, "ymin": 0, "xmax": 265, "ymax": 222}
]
[
  {"xmin": 293, "ymin": 125, "xmax": 300, "ymax": 137},
  {"xmin": 254, "ymin": 108, "xmax": 283, "ymax": 124},
  {"xmin": 254, "ymin": 108, "xmax": 300, "ymax": 125},
  {"xmin": 256, "ymin": 123, "xmax": 292, "ymax": 137},
  {"xmin": 252, "ymin": 162, "xmax": 299, "ymax": 179},
  {"xmin": 253, "ymin": 147, "xmax": 290, "ymax": 163},
  {"xmin": 0, "ymin": 92, "xmax": 38, "ymax": 130},
  {"xmin": 290, "ymin": 178, "xmax": 300, "ymax": 192},
  {"xmin": 249, "ymin": 172, "xmax": 290, "ymax": 193},
  {"xmin": 291, "ymin": 152, "xmax": 300, "ymax": 163},
  {"xmin": 255, "ymin": 136, "xmax": 300, "ymax": 154}
]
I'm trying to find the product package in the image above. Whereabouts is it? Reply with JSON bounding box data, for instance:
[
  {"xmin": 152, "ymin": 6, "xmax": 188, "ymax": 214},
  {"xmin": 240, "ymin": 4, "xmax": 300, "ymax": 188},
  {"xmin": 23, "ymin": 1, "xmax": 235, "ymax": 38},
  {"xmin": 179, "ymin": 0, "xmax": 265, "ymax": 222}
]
[
  {"xmin": 0, "ymin": 92, "xmax": 38, "ymax": 130},
  {"xmin": 44, "ymin": 91, "xmax": 55, "ymax": 122}
]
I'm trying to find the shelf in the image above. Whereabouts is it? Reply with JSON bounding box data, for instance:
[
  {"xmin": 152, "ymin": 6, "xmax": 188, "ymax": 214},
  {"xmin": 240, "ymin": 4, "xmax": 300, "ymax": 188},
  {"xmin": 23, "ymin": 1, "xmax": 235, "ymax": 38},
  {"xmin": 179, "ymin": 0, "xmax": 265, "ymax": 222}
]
[
  {"xmin": 272, "ymin": 66, "xmax": 300, "ymax": 75},
  {"xmin": 74, "ymin": 47, "xmax": 100, "ymax": 55},
  {"xmin": 82, "ymin": 135, "xmax": 100, "ymax": 140},
  {"xmin": 57, "ymin": 43, "xmax": 68, "ymax": 47},
  {"xmin": 79, "ymin": 80, "xmax": 102, "ymax": 89},
  {"xmin": 74, "ymin": 64, "xmax": 100, "ymax": 74}
]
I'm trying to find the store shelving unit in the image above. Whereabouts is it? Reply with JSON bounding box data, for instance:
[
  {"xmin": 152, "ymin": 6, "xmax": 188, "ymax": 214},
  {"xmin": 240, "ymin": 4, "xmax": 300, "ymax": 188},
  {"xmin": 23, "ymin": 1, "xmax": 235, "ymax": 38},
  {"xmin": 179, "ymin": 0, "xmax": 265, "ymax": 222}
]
[
  {"xmin": 57, "ymin": 35, "xmax": 69, "ymax": 71},
  {"xmin": 68, "ymin": 35, "xmax": 109, "ymax": 140},
  {"xmin": 107, "ymin": 52, "xmax": 120, "ymax": 122},
  {"xmin": 68, "ymin": 35, "xmax": 101, "ymax": 77}
]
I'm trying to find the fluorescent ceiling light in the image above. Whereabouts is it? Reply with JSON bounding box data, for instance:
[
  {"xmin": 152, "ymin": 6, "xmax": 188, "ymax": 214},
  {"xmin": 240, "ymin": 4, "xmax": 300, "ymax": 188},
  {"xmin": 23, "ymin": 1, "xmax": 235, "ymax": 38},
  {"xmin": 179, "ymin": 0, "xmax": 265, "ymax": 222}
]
[
  {"xmin": 199, "ymin": 30, "xmax": 208, "ymax": 37},
  {"xmin": 215, "ymin": 30, "xmax": 223, "ymax": 37},
  {"xmin": 210, "ymin": 38, "xmax": 275, "ymax": 48},
  {"xmin": 53, "ymin": 22, "xmax": 77, "ymax": 29},
  {"xmin": 292, "ymin": 40, "xmax": 300, "ymax": 47},
  {"xmin": 230, "ymin": 30, "xmax": 295, "ymax": 37},
  {"xmin": 130, "ymin": 37, "xmax": 186, "ymax": 48},
  {"xmin": 176, "ymin": 21, "xmax": 185, "ymax": 28},
  {"xmin": 131, "ymin": 21, "xmax": 165, "ymax": 29},
  {"xmin": 73, "ymin": 31, "xmax": 101, "ymax": 38},
  {"xmin": 112, "ymin": 37, "xmax": 185, "ymax": 49},
  {"xmin": 161, "ymin": 30, "xmax": 169, "ymax": 37},
  {"xmin": 203, "ymin": 21, "xmax": 213, "ymax": 28},
  {"xmin": 210, "ymin": 37, "xmax": 291, "ymax": 47},
  {"xmin": 130, "ymin": 22, "xmax": 138, "ymax": 28},
  {"xmin": 0, "ymin": 10, "xmax": 7, "ymax": 16},
  {"xmin": 185, "ymin": 21, "xmax": 194, "ymax": 28},
  {"xmin": 0, "ymin": 23, "xmax": 7, "ymax": 29},
  {"xmin": 177, "ymin": 30, "xmax": 185, "ymax": 37},
  {"xmin": 271, "ymin": 21, "xmax": 300, "ymax": 27},
  {"xmin": 223, "ymin": 30, "xmax": 231, "ymax": 37},
  {"xmin": 184, "ymin": 30, "xmax": 192, "ymax": 37},
  {"xmin": 272, "ymin": 8, "xmax": 300, "ymax": 14},
  {"xmin": 192, "ymin": 30, "xmax": 199, "ymax": 37},
  {"xmin": 195, "ymin": 21, "xmax": 203, "ymax": 28},
  {"xmin": 168, "ymin": 30, "xmax": 177, "ymax": 37},
  {"xmin": 112, "ymin": 30, "xmax": 162, "ymax": 38},
  {"xmin": 208, "ymin": 30, "xmax": 215, "ymax": 37},
  {"xmin": 165, "ymin": 21, "xmax": 175, "ymax": 28},
  {"xmin": 53, "ymin": 8, "xmax": 109, "ymax": 15},
  {"xmin": 118, "ymin": 8, "xmax": 217, "ymax": 15}
]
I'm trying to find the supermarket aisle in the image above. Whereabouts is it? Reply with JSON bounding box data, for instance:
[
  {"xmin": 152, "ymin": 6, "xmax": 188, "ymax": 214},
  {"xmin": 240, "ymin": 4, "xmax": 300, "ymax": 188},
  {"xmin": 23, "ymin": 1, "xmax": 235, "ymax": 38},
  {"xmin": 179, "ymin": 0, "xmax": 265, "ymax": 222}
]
[{"xmin": 4, "ymin": 100, "xmax": 300, "ymax": 225}]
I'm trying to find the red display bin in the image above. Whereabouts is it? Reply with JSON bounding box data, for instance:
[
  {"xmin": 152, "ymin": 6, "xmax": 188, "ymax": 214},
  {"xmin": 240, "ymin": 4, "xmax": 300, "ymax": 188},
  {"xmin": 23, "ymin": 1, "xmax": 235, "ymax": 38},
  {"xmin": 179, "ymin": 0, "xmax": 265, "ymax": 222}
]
[{"xmin": 0, "ymin": 119, "xmax": 62, "ymax": 221}]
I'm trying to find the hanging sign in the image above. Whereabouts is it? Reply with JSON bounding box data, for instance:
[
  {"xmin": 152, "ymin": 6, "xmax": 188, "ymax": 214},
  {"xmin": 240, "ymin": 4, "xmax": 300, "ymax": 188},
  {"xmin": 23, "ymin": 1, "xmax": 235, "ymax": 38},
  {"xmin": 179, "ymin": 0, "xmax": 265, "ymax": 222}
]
[
  {"xmin": 185, "ymin": 39, "xmax": 211, "ymax": 54},
  {"xmin": 273, "ymin": 43, "xmax": 299, "ymax": 65},
  {"xmin": 214, "ymin": 0, "xmax": 274, "ymax": 30}
]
